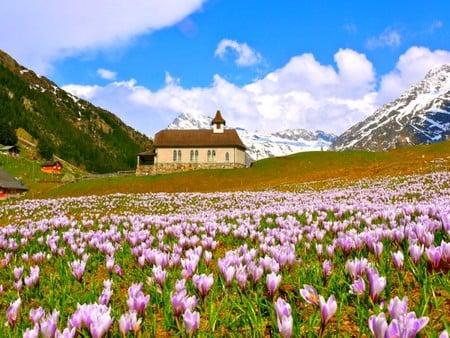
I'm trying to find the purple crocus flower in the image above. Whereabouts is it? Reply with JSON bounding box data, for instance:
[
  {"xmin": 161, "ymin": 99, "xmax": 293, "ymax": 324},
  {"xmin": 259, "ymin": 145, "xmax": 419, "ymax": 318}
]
[
  {"xmin": 300, "ymin": 284, "xmax": 320, "ymax": 306},
  {"xmin": 372, "ymin": 242, "xmax": 383, "ymax": 259},
  {"xmin": 203, "ymin": 250, "xmax": 213, "ymax": 265},
  {"xmin": 251, "ymin": 265, "xmax": 264, "ymax": 284},
  {"xmin": 223, "ymin": 265, "xmax": 236, "ymax": 287},
  {"xmin": 119, "ymin": 311, "xmax": 142, "ymax": 336},
  {"xmin": 183, "ymin": 309, "xmax": 200, "ymax": 337},
  {"xmin": 171, "ymin": 289, "xmax": 187, "ymax": 317},
  {"xmin": 127, "ymin": 283, "xmax": 150, "ymax": 314},
  {"xmin": 69, "ymin": 259, "xmax": 86, "ymax": 282},
  {"xmin": 40, "ymin": 309, "xmax": 59, "ymax": 338},
  {"xmin": 368, "ymin": 313, "xmax": 388, "ymax": 338},
  {"xmin": 236, "ymin": 267, "xmax": 248, "ymax": 290},
  {"xmin": 192, "ymin": 273, "xmax": 214, "ymax": 298},
  {"xmin": 409, "ymin": 244, "xmax": 424, "ymax": 265},
  {"xmin": 13, "ymin": 266, "xmax": 24, "ymax": 281},
  {"xmin": 441, "ymin": 242, "xmax": 450, "ymax": 264},
  {"xmin": 13, "ymin": 279, "xmax": 23, "ymax": 291},
  {"xmin": 391, "ymin": 250, "xmax": 404, "ymax": 270},
  {"xmin": 98, "ymin": 279, "xmax": 114, "ymax": 306},
  {"xmin": 152, "ymin": 265, "xmax": 167, "ymax": 287},
  {"xmin": 367, "ymin": 268, "xmax": 386, "ymax": 303},
  {"xmin": 345, "ymin": 257, "xmax": 369, "ymax": 280},
  {"xmin": 23, "ymin": 324, "xmax": 39, "ymax": 338},
  {"xmin": 30, "ymin": 306, "xmax": 46, "ymax": 324},
  {"xmin": 114, "ymin": 264, "xmax": 123, "ymax": 277},
  {"xmin": 6, "ymin": 297, "xmax": 21, "ymax": 328},
  {"xmin": 386, "ymin": 312, "xmax": 429, "ymax": 338},
  {"xmin": 182, "ymin": 295, "xmax": 199, "ymax": 312},
  {"xmin": 319, "ymin": 295, "xmax": 337, "ymax": 326},
  {"xmin": 89, "ymin": 313, "xmax": 114, "ymax": 338},
  {"xmin": 68, "ymin": 303, "xmax": 112, "ymax": 336},
  {"xmin": 266, "ymin": 272, "xmax": 281, "ymax": 298},
  {"xmin": 275, "ymin": 298, "xmax": 293, "ymax": 338},
  {"xmin": 25, "ymin": 266, "xmax": 40, "ymax": 288},
  {"xmin": 322, "ymin": 260, "xmax": 332, "ymax": 279},
  {"xmin": 349, "ymin": 277, "xmax": 365, "ymax": 296},
  {"xmin": 388, "ymin": 296, "xmax": 408, "ymax": 320},
  {"xmin": 55, "ymin": 327, "xmax": 76, "ymax": 338},
  {"xmin": 425, "ymin": 245, "xmax": 442, "ymax": 270},
  {"xmin": 174, "ymin": 279, "xmax": 187, "ymax": 293},
  {"xmin": 105, "ymin": 255, "xmax": 114, "ymax": 273}
]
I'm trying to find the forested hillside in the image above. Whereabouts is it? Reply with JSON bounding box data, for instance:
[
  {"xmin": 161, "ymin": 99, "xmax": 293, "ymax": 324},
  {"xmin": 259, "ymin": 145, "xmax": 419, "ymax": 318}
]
[{"xmin": 0, "ymin": 50, "xmax": 152, "ymax": 173}]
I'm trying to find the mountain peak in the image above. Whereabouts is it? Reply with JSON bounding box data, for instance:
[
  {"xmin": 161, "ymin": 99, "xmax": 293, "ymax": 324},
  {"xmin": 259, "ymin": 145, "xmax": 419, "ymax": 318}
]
[{"xmin": 333, "ymin": 63, "xmax": 450, "ymax": 151}]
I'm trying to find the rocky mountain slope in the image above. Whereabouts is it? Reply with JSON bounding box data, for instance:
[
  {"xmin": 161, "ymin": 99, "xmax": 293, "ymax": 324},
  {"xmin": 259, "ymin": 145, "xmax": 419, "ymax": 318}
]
[
  {"xmin": 333, "ymin": 64, "xmax": 450, "ymax": 150},
  {"xmin": 0, "ymin": 49, "xmax": 152, "ymax": 173},
  {"xmin": 168, "ymin": 112, "xmax": 336, "ymax": 161}
]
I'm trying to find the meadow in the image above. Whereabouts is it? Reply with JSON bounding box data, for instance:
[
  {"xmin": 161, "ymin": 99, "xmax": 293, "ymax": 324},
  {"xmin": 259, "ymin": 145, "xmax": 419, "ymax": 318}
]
[{"xmin": 0, "ymin": 170, "xmax": 449, "ymax": 337}]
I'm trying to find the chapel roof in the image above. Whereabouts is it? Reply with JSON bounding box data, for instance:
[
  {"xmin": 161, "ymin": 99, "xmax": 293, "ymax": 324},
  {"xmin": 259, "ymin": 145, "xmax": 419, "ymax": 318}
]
[{"xmin": 153, "ymin": 129, "xmax": 246, "ymax": 150}]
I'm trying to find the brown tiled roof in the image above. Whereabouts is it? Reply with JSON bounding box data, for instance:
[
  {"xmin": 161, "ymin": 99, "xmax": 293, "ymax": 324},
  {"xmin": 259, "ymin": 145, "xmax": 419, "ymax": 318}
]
[
  {"xmin": 211, "ymin": 110, "xmax": 226, "ymax": 125},
  {"xmin": 154, "ymin": 129, "xmax": 246, "ymax": 150}
]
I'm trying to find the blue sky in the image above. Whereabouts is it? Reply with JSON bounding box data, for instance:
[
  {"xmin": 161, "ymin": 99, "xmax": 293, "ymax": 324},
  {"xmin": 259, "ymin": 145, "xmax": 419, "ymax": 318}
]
[{"xmin": 2, "ymin": 1, "xmax": 450, "ymax": 137}]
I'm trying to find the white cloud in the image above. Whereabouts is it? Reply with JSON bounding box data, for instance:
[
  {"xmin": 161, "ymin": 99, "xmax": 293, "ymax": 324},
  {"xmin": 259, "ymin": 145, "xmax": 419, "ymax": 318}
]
[
  {"xmin": 377, "ymin": 46, "xmax": 450, "ymax": 104},
  {"xmin": 344, "ymin": 23, "xmax": 357, "ymax": 34},
  {"xmin": 63, "ymin": 84, "xmax": 100, "ymax": 100},
  {"xmin": 366, "ymin": 28, "xmax": 401, "ymax": 49},
  {"xmin": 64, "ymin": 48, "xmax": 378, "ymax": 136},
  {"xmin": 214, "ymin": 39, "xmax": 263, "ymax": 67},
  {"xmin": 62, "ymin": 46, "xmax": 450, "ymax": 138},
  {"xmin": 97, "ymin": 68, "xmax": 117, "ymax": 81},
  {"xmin": 428, "ymin": 20, "xmax": 443, "ymax": 33},
  {"xmin": 0, "ymin": 0, "xmax": 206, "ymax": 74}
]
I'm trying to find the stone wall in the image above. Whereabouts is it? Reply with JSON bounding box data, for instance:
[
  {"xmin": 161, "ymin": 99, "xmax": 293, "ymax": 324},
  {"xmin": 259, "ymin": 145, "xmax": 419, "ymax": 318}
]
[{"xmin": 136, "ymin": 162, "xmax": 245, "ymax": 176}]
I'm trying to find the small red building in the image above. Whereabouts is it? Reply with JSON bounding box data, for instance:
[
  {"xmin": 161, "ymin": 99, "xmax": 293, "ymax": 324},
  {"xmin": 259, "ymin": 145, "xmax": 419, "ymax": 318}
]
[
  {"xmin": 40, "ymin": 161, "xmax": 63, "ymax": 175},
  {"xmin": 0, "ymin": 169, "xmax": 28, "ymax": 199}
]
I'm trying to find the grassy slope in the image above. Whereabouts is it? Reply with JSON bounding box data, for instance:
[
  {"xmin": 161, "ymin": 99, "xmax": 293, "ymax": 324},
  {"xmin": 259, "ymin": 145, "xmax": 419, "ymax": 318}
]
[{"xmin": 39, "ymin": 140, "xmax": 450, "ymax": 198}]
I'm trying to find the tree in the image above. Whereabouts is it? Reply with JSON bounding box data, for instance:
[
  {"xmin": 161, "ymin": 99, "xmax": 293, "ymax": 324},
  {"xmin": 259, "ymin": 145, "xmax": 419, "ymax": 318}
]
[
  {"xmin": 37, "ymin": 136, "xmax": 54, "ymax": 160},
  {"xmin": 0, "ymin": 121, "xmax": 18, "ymax": 145}
]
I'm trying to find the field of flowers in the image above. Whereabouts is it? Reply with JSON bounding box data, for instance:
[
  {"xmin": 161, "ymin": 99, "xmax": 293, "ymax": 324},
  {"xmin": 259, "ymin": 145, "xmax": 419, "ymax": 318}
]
[{"xmin": 0, "ymin": 171, "xmax": 449, "ymax": 337}]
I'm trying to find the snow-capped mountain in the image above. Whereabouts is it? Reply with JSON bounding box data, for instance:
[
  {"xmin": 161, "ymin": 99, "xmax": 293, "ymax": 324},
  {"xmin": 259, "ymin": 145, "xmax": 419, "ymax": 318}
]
[
  {"xmin": 168, "ymin": 112, "xmax": 336, "ymax": 161},
  {"xmin": 333, "ymin": 64, "xmax": 450, "ymax": 151}
]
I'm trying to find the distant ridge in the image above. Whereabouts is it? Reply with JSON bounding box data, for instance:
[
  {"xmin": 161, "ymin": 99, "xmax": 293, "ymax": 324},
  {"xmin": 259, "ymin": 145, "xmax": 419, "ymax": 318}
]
[{"xmin": 168, "ymin": 112, "xmax": 336, "ymax": 161}]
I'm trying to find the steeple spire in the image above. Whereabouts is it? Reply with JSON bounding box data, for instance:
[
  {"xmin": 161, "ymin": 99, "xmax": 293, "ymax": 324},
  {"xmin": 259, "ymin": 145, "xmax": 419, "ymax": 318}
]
[{"xmin": 211, "ymin": 110, "xmax": 225, "ymax": 133}]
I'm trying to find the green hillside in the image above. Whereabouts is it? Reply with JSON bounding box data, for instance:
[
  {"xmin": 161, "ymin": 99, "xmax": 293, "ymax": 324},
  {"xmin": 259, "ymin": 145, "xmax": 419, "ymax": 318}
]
[
  {"xmin": 36, "ymin": 140, "xmax": 450, "ymax": 198},
  {"xmin": 0, "ymin": 49, "xmax": 152, "ymax": 173}
]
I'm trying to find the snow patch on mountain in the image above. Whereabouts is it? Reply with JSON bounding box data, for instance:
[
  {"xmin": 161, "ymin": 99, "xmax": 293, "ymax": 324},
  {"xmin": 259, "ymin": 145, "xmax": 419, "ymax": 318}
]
[
  {"xmin": 333, "ymin": 64, "xmax": 450, "ymax": 150},
  {"xmin": 167, "ymin": 112, "xmax": 336, "ymax": 161}
]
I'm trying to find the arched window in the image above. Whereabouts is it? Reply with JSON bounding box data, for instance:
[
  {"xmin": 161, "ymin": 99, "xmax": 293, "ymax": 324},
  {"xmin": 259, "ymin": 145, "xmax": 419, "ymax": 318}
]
[
  {"xmin": 177, "ymin": 150, "xmax": 182, "ymax": 162},
  {"xmin": 212, "ymin": 150, "xmax": 216, "ymax": 161},
  {"xmin": 195, "ymin": 150, "xmax": 199, "ymax": 162},
  {"xmin": 173, "ymin": 150, "xmax": 177, "ymax": 162},
  {"xmin": 225, "ymin": 152, "xmax": 230, "ymax": 162},
  {"xmin": 190, "ymin": 150, "xmax": 194, "ymax": 162},
  {"xmin": 207, "ymin": 150, "xmax": 212, "ymax": 162}
]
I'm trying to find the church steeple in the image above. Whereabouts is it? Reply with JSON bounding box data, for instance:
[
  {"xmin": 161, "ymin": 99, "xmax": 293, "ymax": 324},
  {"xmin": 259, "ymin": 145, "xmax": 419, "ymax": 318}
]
[{"xmin": 211, "ymin": 110, "xmax": 225, "ymax": 133}]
